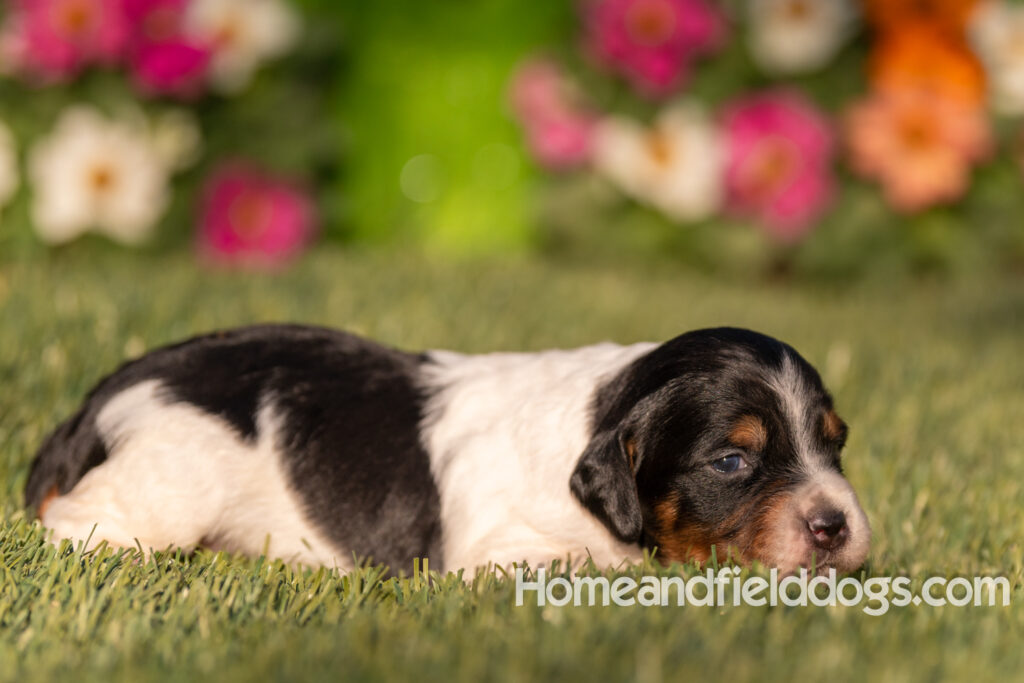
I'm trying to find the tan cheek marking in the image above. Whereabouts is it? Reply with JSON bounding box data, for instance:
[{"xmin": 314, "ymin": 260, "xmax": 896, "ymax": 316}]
[
  {"xmin": 652, "ymin": 494, "xmax": 740, "ymax": 566},
  {"xmin": 729, "ymin": 415, "xmax": 767, "ymax": 452},
  {"xmin": 676, "ymin": 480, "xmax": 796, "ymax": 568},
  {"xmin": 625, "ymin": 438, "xmax": 637, "ymax": 472},
  {"xmin": 651, "ymin": 480, "xmax": 802, "ymax": 568},
  {"xmin": 653, "ymin": 495, "xmax": 678, "ymax": 532},
  {"xmin": 37, "ymin": 485, "xmax": 59, "ymax": 519},
  {"xmin": 744, "ymin": 491, "xmax": 799, "ymax": 566},
  {"xmin": 823, "ymin": 410, "xmax": 846, "ymax": 442}
]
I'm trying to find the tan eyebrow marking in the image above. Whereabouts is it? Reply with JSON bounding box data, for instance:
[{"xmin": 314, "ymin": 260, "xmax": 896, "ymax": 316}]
[
  {"xmin": 729, "ymin": 415, "xmax": 767, "ymax": 452},
  {"xmin": 823, "ymin": 409, "xmax": 846, "ymax": 442}
]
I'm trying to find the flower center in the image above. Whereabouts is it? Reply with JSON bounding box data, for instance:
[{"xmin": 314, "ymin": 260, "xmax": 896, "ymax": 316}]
[
  {"xmin": 625, "ymin": 0, "xmax": 677, "ymax": 47},
  {"xmin": 645, "ymin": 129, "xmax": 675, "ymax": 168},
  {"xmin": 54, "ymin": 0, "xmax": 98, "ymax": 38},
  {"xmin": 896, "ymin": 111, "xmax": 939, "ymax": 152},
  {"xmin": 212, "ymin": 12, "xmax": 244, "ymax": 49},
  {"xmin": 742, "ymin": 137, "xmax": 798, "ymax": 199},
  {"xmin": 229, "ymin": 192, "xmax": 273, "ymax": 241},
  {"xmin": 87, "ymin": 163, "xmax": 117, "ymax": 195},
  {"xmin": 779, "ymin": 0, "xmax": 813, "ymax": 21}
]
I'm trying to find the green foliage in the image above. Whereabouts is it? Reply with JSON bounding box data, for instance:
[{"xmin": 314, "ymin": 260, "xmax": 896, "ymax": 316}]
[
  {"xmin": 327, "ymin": 1, "xmax": 574, "ymax": 254},
  {"xmin": 0, "ymin": 249, "xmax": 1021, "ymax": 681}
]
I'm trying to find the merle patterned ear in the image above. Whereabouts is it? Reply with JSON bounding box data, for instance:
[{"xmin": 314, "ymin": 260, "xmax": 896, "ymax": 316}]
[{"xmin": 569, "ymin": 429, "xmax": 643, "ymax": 543}]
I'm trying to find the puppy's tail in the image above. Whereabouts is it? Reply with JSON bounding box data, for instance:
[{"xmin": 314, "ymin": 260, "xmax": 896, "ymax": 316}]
[{"xmin": 24, "ymin": 406, "xmax": 108, "ymax": 517}]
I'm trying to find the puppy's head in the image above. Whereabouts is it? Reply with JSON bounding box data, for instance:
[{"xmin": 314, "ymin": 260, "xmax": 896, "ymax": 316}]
[{"xmin": 571, "ymin": 327, "xmax": 870, "ymax": 573}]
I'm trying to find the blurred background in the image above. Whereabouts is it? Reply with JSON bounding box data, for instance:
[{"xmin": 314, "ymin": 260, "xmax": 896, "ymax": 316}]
[
  {"xmin": 1, "ymin": 6, "xmax": 1022, "ymax": 680},
  {"xmin": 0, "ymin": 0, "xmax": 1022, "ymax": 279}
]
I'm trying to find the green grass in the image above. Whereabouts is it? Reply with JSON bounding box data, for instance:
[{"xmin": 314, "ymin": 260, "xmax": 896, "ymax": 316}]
[{"xmin": 0, "ymin": 247, "xmax": 1022, "ymax": 682}]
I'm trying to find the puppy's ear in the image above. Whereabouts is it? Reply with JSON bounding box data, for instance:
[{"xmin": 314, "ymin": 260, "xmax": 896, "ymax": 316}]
[{"xmin": 570, "ymin": 429, "xmax": 643, "ymax": 543}]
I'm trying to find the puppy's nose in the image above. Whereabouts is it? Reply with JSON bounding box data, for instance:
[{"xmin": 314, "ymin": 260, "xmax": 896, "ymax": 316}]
[{"xmin": 806, "ymin": 509, "xmax": 848, "ymax": 549}]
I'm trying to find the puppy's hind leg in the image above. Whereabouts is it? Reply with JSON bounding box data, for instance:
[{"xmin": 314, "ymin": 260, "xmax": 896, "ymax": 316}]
[
  {"xmin": 35, "ymin": 381, "xmax": 233, "ymax": 555},
  {"xmin": 40, "ymin": 452, "xmax": 217, "ymax": 554}
]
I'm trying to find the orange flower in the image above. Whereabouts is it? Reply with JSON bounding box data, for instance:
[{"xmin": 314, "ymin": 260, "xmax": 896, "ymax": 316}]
[
  {"xmin": 844, "ymin": 90, "xmax": 991, "ymax": 212},
  {"xmin": 863, "ymin": 0, "xmax": 980, "ymax": 36},
  {"xmin": 869, "ymin": 26, "xmax": 986, "ymax": 108}
]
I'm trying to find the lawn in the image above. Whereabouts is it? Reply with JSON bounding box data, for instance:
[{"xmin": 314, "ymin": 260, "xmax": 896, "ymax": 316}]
[{"xmin": 0, "ymin": 247, "xmax": 1022, "ymax": 682}]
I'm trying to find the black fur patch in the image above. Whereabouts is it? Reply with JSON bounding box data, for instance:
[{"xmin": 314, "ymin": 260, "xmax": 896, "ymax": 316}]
[{"xmin": 26, "ymin": 325, "xmax": 443, "ymax": 572}]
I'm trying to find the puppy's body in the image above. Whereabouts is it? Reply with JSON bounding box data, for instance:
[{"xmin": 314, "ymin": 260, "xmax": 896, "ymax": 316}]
[
  {"xmin": 26, "ymin": 325, "xmax": 870, "ymax": 574},
  {"xmin": 423, "ymin": 342, "xmax": 653, "ymax": 571}
]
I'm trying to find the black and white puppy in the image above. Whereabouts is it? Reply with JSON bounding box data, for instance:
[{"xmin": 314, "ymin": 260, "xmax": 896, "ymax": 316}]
[{"xmin": 26, "ymin": 325, "xmax": 870, "ymax": 574}]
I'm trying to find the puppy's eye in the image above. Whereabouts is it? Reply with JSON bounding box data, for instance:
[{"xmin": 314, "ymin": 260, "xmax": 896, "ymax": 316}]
[{"xmin": 711, "ymin": 454, "xmax": 747, "ymax": 474}]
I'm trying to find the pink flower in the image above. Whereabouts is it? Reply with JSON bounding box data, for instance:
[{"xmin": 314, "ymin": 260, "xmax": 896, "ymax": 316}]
[
  {"xmin": 122, "ymin": 0, "xmax": 211, "ymax": 96},
  {"xmin": 509, "ymin": 58, "xmax": 597, "ymax": 169},
  {"xmin": 7, "ymin": 0, "xmax": 129, "ymax": 81},
  {"xmin": 722, "ymin": 91, "xmax": 836, "ymax": 241},
  {"xmin": 197, "ymin": 164, "xmax": 316, "ymax": 267},
  {"xmin": 583, "ymin": 0, "xmax": 725, "ymax": 97}
]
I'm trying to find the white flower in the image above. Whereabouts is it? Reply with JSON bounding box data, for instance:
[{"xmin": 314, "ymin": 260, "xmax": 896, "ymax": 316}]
[
  {"xmin": 0, "ymin": 120, "xmax": 19, "ymax": 214},
  {"xmin": 150, "ymin": 109, "xmax": 203, "ymax": 172},
  {"xmin": 29, "ymin": 107, "xmax": 171, "ymax": 245},
  {"xmin": 592, "ymin": 103, "xmax": 724, "ymax": 223},
  {"xmin": 747, "ymin": 0, "xmax": 857, "ymax": 75},
  {"xmin": 186, "ymin": 0, "xmax": 300, "ymax": 93},
  {"xmin": 970, "ymin": 1, "xmax": 1024, "ymax": 115}
]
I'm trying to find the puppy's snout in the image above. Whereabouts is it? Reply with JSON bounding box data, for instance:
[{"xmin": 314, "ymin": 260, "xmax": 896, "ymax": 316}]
[{"xmin": 806, "ymin": 508, "xmax": 848, "ymax": 550}]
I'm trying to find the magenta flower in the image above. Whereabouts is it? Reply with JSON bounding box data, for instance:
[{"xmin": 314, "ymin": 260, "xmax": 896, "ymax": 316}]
[
  {"xmin": 722, "ymin": 92, "xmax": 835, "ymax": 241},
  {"xmin": 197, "ymin": 164, "xmax": 316, "ymax": 267},
  {"xmin": 509, "ymin": 58, "xmax": 597, "ymax": 169},
  {"xmin": 122, "ymin": 0, "xmax": 211, "ymax": 96},
  {"xmin": 583, "ymin": 0, "xmax": 725, "ymax": 97},
  {"xmin": 8, "ymin": 0, "xmax": 129, "ymax": 80}
]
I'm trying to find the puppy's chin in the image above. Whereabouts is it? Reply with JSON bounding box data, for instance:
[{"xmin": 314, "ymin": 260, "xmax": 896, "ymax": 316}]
[
  {"xmin": 658, "ymin": 538, "xmax": 869, "ymax": 576},
  {"xmin": 753, "ymin": 540, "xmax": 870, "ymax": 577}
]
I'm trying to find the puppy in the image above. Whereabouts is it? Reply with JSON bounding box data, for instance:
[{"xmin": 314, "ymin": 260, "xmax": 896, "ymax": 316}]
[{"xmin": 25, "ymin": 325, "xmax": 870, "ymax": 574}]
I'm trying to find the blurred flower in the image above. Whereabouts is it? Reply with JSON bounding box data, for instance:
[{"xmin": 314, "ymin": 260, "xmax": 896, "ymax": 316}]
[
  {"xmin": 969, "ymin": 0, "xmax": 1024, "ymax": 115},
  {"xmin": 844, "ymin": 91, "xmax": 991, "ymax": 212},
  {"xmin": 122, "ymin": 0, "xmax": 212, "ymax": 96},
  {"xmin": 0, "ymin": 121, "xmax": 19, "ymax": 215},
  {"xmin": 149, "ymin": 108, "xmax": 203, "ymax": 171},
  {"xmin": 722, "ymin": 92, "xmax": 835, "ymax": 241},
  {"xmin": 583, "ymin": 0, "xmax": 725, "ymax": 96},
  {"xmin": 747, "ymin": 0, "xmax": 857, "ymax": 75},
  {"xmin": 185, "ymin": 0, "xmax": 299, "ymax": 93},
  {"xmin": 197, "ymin": 164, "xmax": 315, "ymax": 267},
  {"xmin": 509, "ymin": 58, "xmax": 597, "ymax": 169},
  {"xmin": 591, "ymin": 102, "xmax": 723, "ymax": 221},
  {"xmin": 5, "ymin": 0, "xmax": 128, "ymax": 81},
  {"xmin": 0, "ymin": 19, "xmax": 28, "ymax": 75},
  {"xmin": 870, "ymin": 27, "xmax": 986, "ymax": 109},
  {"xmin": 864, "ymin": 0, "xmax": 979, "ymax": 36},
  {"xmin": 29, "ymin": 106, "xmax": 170, "ymax": 244}
]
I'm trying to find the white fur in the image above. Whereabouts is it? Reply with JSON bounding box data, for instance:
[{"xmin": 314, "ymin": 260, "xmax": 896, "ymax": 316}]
[
  {"xmin": 42, "ymin": 380, "xmax": 348, "ymax": 568},
  {"xmin": 752, "ymin": 467, "xmax": 871, "ymax": 573},
  {"xmin": 767, "ymin": 355, "xmax": 816, "ymax": 469},
  {"xmin": 419, "ymin": 342, "xmax": 656, "ymax": 572},
  {"xmin": 764, "ymin": 355, "xmax": 871, "ymax": 572}
]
